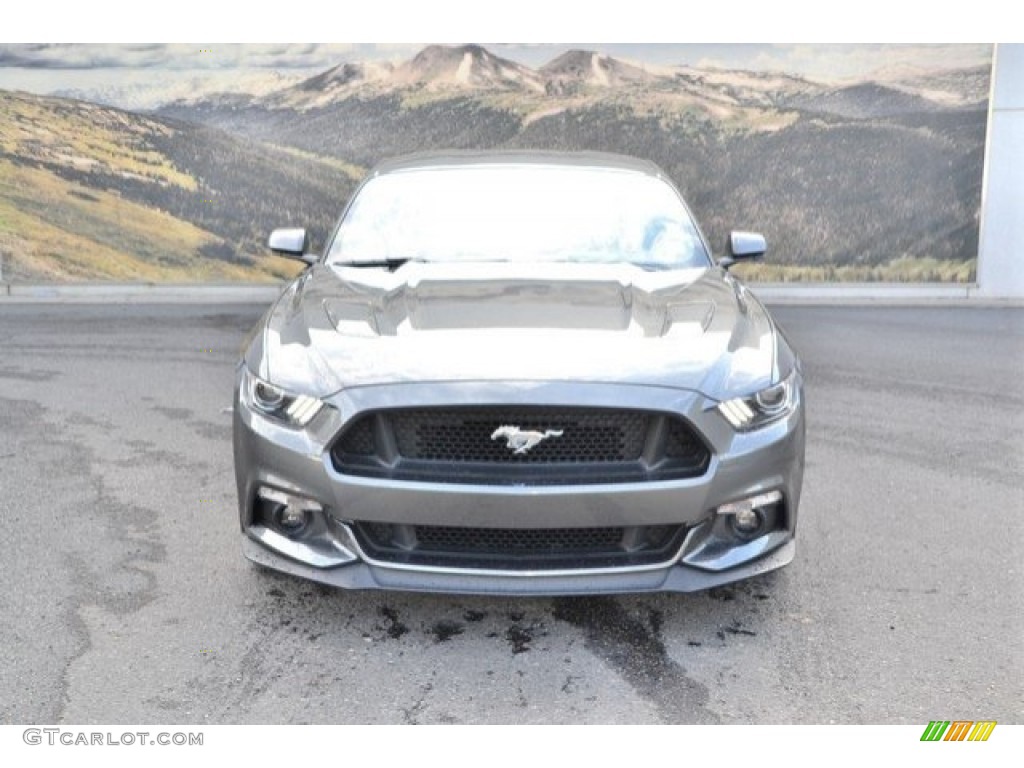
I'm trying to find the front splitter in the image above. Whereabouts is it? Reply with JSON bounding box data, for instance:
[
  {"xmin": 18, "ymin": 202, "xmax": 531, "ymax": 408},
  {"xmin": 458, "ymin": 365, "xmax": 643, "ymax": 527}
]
[{"xmin": 242, "ymin": 536, "xmax": 795, "ymax": 596}]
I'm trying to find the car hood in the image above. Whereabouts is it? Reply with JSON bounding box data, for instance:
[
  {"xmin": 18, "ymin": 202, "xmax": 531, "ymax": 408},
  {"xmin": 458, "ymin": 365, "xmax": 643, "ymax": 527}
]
[{"xmin": 250, "ymin": 262, "xmax": 778, "ymax": 401}]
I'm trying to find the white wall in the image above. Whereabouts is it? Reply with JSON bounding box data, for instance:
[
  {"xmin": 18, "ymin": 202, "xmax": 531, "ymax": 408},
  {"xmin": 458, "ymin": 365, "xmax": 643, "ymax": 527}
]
[{"xmin": 977, "ymin": 44, "xmax": 1024, "ymax": 298}]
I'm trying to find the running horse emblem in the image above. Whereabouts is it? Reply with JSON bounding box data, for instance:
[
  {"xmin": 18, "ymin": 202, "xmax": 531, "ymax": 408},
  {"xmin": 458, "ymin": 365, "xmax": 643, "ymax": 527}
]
[{"xmin": 490, "ymin": 425, "xmax": 564, "ymax": 455}]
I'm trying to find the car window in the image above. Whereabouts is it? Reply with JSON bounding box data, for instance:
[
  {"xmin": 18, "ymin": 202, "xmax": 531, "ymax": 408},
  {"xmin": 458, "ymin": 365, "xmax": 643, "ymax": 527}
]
[{"xmin": 326, "ymin": 166, "xmax": 712, "ymax": 269}]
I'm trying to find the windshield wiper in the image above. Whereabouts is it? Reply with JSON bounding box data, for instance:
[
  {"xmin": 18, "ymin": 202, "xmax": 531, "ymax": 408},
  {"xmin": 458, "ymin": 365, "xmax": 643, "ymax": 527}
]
[{"xmin": 336, "ymin": 257, "xmax": 425, "ymax": 271}]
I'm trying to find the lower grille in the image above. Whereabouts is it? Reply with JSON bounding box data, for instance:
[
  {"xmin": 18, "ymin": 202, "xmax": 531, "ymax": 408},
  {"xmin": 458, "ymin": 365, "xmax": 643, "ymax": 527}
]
[
  {"xmin": 332, "ymin": 406, "xmax": 711, "ymax": 485},
  {"xmin": 353, "ymin": 522, "xmax": 687, "ymax": 570}
]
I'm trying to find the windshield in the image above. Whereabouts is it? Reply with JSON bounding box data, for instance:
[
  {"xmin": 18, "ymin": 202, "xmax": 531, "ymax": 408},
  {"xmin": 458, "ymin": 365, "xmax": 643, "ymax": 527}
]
[{"xmin": 326, "ymin": 165, "xmax": 712, "ymax": 269}]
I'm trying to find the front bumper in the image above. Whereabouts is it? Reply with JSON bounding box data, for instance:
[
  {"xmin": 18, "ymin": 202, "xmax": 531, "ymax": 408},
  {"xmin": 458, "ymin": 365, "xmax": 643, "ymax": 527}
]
[{"xmin": 233, "ymin": 376, "xmax": 805, "ymax": 595}]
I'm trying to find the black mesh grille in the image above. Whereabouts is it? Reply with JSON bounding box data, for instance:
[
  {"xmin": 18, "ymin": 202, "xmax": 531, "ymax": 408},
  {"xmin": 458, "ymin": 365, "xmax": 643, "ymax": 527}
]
[
  {"xmin": 338, "ymin": 417, "xmax": 376, "ymax": 456},
  {"xmin": 664, "ymin": 418, "xmax": 707, "ymax": 461},
  {"xmin": 390, "ymin": 407, "xmax": 646, "ymax": 463},
  {"xmin": 354, "ymin": 522, "xmax": 686, "ymax": 570},
  {"xmin": 332, "ymin": 406, "xmax": 710, "ymax": 485},
  {"xmin": 414, "ymin": 525, "xmax": 626, "ymax": 552}
]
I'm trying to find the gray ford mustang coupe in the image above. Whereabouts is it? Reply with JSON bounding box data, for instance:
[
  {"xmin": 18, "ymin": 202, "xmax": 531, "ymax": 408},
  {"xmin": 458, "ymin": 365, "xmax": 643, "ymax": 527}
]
[{"xmin": 233, "ymin": 151, "xmax": 805, "ymax": 594}]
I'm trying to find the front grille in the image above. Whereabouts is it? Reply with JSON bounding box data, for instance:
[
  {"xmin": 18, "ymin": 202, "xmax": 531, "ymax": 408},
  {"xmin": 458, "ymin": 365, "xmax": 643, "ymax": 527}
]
[
  {"xmin": 353, "ymin": 522, "xmax": 687, "ymax": 570},
  {"xmin": 391, "ymin": 408, "xmax": 647, "ymax": 463},
  {"xmin": 332, "ymin": 406, "xmax": 710, "ymax": 485}
]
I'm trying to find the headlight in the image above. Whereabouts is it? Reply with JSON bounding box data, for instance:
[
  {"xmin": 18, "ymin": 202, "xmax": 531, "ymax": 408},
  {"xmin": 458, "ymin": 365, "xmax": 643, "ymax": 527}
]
[
  {"xmin": 717, "ymin": 369, "xmax": 798, "ymax": 431},
  {"xmin": 240, "ymin": 368, "xmax": 324, "ymax": 427}
]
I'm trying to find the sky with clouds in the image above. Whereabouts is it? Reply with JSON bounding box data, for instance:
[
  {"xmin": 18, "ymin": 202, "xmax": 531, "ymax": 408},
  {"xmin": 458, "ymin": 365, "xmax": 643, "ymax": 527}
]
[
  {"xmin": 0, "ymin": 43, "xmax": 993, "ymax": 109},
  {"xmin": 0, "ymin": 43, "xmax": 993, "ymax": 75}
]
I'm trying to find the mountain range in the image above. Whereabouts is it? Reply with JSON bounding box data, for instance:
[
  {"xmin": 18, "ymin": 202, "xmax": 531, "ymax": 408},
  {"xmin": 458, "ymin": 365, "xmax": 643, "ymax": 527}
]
[
  {"xmin": 0, "ymin": 90, "xmax": 356, "ymax": 281},
  {"xmin": 178, "ymin": 45, "xmax": 988, "ymax": 111},
  {"xmin": 1, "ymin": 44, "xmax": 990, "ymax": 282},
  {"xmin": 159, "ymin": 45, "xmax": 988, "ymax": 280}
]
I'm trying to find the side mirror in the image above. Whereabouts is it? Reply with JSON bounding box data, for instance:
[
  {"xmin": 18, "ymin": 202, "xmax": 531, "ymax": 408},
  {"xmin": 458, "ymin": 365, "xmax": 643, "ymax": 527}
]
[
  {"xmin": 268, "ymin": 228, "xmax": 317, "ymax": 265},
  {"xmin": 720, "ymin": 231, "xmax": 767, "ymax": 269}
]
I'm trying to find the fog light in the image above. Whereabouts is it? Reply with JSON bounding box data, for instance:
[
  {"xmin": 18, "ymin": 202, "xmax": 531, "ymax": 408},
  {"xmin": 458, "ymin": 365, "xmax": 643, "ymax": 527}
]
[
  {"xmin": 256, "ymin": 487, "xmax": 322, "ymax": 538},
  {"xmin": 716, "ymin": 490, "xmax": 782, "ymax": 538},
  {"xmin": 731, "ymin": 506, "xmax": 763, "ymax": 534},
  {"xmin": 275, "ymin": 504, "xmax": 309, "ymax": 534}
]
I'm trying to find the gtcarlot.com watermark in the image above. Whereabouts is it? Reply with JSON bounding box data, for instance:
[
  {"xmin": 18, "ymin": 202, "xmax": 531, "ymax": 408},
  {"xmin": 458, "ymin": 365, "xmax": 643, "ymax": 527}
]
[{"xmin": 23, "ymin": 728, "xmax": 203, "ymax": 747}]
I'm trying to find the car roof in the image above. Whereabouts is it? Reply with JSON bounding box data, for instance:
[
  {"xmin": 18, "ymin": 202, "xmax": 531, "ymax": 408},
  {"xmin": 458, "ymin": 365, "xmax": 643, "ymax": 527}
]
[{"xmin": 370, "ymin": 150, "xmax": 665, "ymax": 178}]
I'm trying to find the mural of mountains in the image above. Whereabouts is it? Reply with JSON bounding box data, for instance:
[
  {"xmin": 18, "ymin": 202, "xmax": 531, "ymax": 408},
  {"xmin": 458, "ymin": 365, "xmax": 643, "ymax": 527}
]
[
  {"xmin": 1, "ymin": 44, "xmax": 989, "ymax": 282},
  {"xmin": 541, "ymin": 49, "xmax": 655, "ymax": 92},
  {"xmin": 0, "ymin": 90, "xmax": 357, "ymax": 281}
]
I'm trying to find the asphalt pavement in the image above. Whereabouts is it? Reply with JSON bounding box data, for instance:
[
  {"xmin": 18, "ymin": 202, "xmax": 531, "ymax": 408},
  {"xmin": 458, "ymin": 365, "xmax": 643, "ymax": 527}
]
[{"xmin": 0, "ymin": 303, "xmax": 1021, "ymax": 724}]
